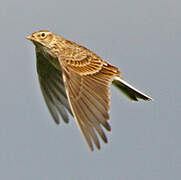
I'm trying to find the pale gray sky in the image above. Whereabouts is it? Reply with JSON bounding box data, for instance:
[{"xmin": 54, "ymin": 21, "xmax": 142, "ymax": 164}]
[{"xmin": 0, "ymin": 0, "xmax": 181, "ymax": 179}]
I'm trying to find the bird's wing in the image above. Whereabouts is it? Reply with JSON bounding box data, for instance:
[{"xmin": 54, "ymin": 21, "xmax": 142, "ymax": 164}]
[
  {"xmin": 61, "ymin": 64, "xmax": 116, "ymax": 150},
  {"xmin": 36, "ymin": 49, "xmax": 72, "ymax": 124}
]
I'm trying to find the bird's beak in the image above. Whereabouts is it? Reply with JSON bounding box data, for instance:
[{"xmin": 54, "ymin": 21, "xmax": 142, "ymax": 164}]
[{"xmin": 26, "ymin": 35, "xmax": 34, "ymax": 41}]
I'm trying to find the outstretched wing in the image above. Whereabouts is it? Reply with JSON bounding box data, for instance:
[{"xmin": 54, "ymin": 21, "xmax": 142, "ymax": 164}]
[
  {"xmin": 57, "ymin": 44, "xmax": 120, "ymax": 150},
  {"xmin": 61, "ymin": 63, "xmax": 119, "ymax": 150},
  {"xmin": 36, "ymin": 49, "xmax": 72, "ymax": 124}
]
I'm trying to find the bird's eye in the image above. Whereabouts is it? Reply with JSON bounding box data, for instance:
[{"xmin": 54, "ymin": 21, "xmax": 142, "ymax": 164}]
[{"xmin": 41, "ymin": 33, "xmax": 46, "ymax": 38}]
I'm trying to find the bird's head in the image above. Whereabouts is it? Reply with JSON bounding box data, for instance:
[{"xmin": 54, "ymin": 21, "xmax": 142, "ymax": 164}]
[
  {"xmin": 26, "ymin": 30, "xmax": 54, "ymax": 48},
  {"xmin": 26, "ymin": 30, "xmax": 63, "ymax": 58}
]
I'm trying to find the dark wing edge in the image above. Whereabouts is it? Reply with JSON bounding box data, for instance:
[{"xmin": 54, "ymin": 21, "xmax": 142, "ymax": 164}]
[{"xmin": 36, "ymin": 50, "xmax": 72, "ymax": 124}]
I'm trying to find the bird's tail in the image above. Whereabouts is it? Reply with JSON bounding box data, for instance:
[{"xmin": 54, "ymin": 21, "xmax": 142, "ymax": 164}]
[{"xmin": 112, "ymin": 76, "xmax": 153, "ymax": 101}]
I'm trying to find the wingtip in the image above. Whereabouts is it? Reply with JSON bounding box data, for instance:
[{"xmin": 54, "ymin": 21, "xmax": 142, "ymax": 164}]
[{"xmin": 54, "ymin": 120, "xmax": 60, "ymax": 125}]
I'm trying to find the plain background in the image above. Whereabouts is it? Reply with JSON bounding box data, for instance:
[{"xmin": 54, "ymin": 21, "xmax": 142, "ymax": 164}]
[{"xmin": 0, "ymin": 0, "xmax": 180, "ymax": 179}]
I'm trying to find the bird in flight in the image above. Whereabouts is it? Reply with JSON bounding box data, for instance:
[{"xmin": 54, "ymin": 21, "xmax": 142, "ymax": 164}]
[{"xmin": 26, "ymin": 30, "xmax": 152, "ymax": 151}]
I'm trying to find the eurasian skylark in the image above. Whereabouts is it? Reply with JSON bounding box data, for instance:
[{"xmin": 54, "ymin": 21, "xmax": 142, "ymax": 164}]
[{"xmin": 27, "ymin": 30, "xmax": 152, "ymax": 151}]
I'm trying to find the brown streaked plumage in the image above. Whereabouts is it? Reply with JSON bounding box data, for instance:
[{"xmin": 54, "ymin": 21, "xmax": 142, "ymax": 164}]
[{"xmin": 27, "ymin": 30, "xmax": 153, "ymax": 151}]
